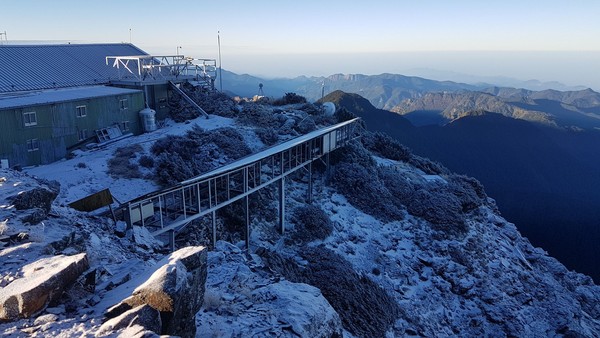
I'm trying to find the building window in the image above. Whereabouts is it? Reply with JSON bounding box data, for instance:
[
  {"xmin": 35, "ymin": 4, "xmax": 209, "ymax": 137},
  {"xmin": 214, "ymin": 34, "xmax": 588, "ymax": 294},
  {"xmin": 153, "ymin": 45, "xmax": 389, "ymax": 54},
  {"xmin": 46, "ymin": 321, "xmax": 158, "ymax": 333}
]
[
  {"xmin": 121, "ymin": 121, "xmax": 130, "ymax": 132},
  {"xmin": 78, "ymin": 129, "xmax": 88, "ymax": 141},
  {"xmin": 76, "ymin": 105, "xmax": 87, "ymax": 117},
  {"xmin": 119, "ymin": 99, "xmax": 128, "ymax": 111},
  {"xmin": 23, "ymin": 111, "xmax": 37, "ymax": 127},
  {"xmin": 158, "ymin": 97, "xmax": 167, "ymax": 109},
  {"xmin": 27, "ymin": 139, "xmax": 39, "ymax": 152}
]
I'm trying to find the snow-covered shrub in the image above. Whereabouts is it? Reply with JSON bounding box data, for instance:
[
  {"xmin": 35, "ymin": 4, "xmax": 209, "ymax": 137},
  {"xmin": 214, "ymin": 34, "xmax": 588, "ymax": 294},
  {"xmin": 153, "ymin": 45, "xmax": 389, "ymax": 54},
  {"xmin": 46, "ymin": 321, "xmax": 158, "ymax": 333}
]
[
  {"xmin": 294, "ymin": 116, "xmax": 317, "ymax": 134},
  {"xmin": 378, "ymin": 166, "xmax": 418, "ymax": 207},
  {"xmin": 312, "ymin": 113, "xmax": 337, "ymax": 128},
  {"xmin": 108, "ymin": 144, "xmax": 142, "ymax": 179},
  {"xmin": 168, "ymin": 92, "xmax": 200, "ymax": 122},
  {"xmin": 407, "ymin": 185, "xmax": 468, "ymax": 237},
  {"xmin": 330, "ymin": 140, "xmax": 375, "ymax": 169},
  {"xmin": 290, "ymin": 204, "xmax": 333, "ymax": 243},
  {"xmin": 300, "ymin": 246, "xmax": 401, "ymax": 337},
  {"xmin": 408, "ymin": 154, "xmax": 450, "ymax": 175},
  {"xmin": 362, "ymin": 131, "xmax": 411, "ymax": 162},
  {"xmin": 138, "ymin": 155, "xmax": 155, "ymax": 169},
  {"xmin": 334, "ymin": 107, "xmax": 356, "ymax": 123},
  {"xmin": 236, "ymin": 103, "xmax": 281, "ymax": 128},
  {"xmin": 76, "ymin": 162, "xmax": 86, "ymax": 169},
  {"xmin": 332, "ymin": 162, "xmax": 404, "ymax": 222},
  {"xmin": 151, "ymin": 126, "xmax": 251, "ymax": 186},
  {"xmin": 446, "ymin": 174, "xmax": 488, "ymax": 212},
  {"xmin": 259, "ymin": 246, "xmax": 401, "ymax": 338},
  {"xmin": 183, "ymin": 85, "xmax": 236, "ymax": 117},
  {"xmin": 215, "ymin": 191, "xmax": 277, "ymax": 243},
  {"xmin": 301, "ymin": 103, "xmax": 323, "ymax": 116},
  {"xmin": 273, "ymin": 92, "xmax": 307, "ymax": 106},
  {"xmin": 153, "ymin": 152, "xmax": 198, "ymax": 186},
  {"xmin": 255, "ymin": 127, "xmax": 279, "ymax": 146}
]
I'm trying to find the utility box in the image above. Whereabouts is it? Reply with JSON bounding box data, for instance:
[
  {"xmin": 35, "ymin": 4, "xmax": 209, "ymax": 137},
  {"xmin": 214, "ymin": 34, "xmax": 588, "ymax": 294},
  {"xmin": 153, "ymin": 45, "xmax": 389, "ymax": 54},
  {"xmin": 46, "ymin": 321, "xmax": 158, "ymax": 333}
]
[{"xmin": 322, "ymin": 131, "xmax": 337, "ymax": 153}]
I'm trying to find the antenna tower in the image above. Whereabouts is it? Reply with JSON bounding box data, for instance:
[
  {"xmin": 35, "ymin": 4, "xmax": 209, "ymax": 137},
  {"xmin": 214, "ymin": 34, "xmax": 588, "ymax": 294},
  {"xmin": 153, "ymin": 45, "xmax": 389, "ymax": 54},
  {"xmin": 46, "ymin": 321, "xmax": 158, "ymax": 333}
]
[
  {"xmin": 0, "ymin": 31, "xmax": 7, "ymax": 45},
  {"xmin": 218, "ymin": 31, "xmax": 223, "ymax": 92},
  {"xmin": 258, "ymin": 83, "xmax": 264, "ymax": 96}
]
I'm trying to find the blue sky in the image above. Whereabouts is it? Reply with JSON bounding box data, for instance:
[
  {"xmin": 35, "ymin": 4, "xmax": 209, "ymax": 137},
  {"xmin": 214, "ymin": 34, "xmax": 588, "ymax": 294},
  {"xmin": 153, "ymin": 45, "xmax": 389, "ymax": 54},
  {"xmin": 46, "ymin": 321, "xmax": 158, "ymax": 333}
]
[{"xmin": 2, "ymin": 1, "xmax": 600, "ymax": 88}]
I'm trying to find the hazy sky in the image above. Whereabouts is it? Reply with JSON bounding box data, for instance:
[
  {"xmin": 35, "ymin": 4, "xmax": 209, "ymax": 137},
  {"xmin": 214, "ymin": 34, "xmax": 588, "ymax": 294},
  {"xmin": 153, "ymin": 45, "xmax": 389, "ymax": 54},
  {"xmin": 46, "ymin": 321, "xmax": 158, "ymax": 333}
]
[{"xmin": 2, "ymin": 0, "xmax": 600, "ymax": 88}]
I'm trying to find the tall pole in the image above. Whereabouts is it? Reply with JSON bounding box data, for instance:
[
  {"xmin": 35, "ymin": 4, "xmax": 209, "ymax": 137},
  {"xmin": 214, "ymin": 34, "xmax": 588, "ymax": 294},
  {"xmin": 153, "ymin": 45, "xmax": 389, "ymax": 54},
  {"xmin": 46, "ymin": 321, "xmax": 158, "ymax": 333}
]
[
  {"xmin": 129, "ymin": 28, "xmax": 131, "ymax": 43},
  {"xmin": 218, "ymin": 31, "xmax": 223, "ymax": 92}
]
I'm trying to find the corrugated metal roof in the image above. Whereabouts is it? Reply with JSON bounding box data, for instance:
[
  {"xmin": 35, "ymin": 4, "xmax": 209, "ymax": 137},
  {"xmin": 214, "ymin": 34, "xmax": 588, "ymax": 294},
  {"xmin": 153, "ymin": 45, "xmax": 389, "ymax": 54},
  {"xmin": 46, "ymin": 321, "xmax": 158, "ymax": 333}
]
[
  {"xmin": 0, "ymin": 43, "xmax": 148, "ymax": 93},
  {"xmin": 0, "ymin": 85, "xmax": 142, "ymax": 109}
]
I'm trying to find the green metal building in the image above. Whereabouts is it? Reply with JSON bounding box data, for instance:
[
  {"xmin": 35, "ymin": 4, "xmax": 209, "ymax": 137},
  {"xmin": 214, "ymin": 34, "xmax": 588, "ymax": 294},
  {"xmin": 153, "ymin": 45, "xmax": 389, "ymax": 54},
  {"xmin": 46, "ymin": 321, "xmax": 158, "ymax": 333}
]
[
  {"xmin": 0, "ymin": 86, "xmax": 144, "ymax": 166},
  {"xmin": 0, "ymin": 43, "xmax": 216, "ymax": 167}
]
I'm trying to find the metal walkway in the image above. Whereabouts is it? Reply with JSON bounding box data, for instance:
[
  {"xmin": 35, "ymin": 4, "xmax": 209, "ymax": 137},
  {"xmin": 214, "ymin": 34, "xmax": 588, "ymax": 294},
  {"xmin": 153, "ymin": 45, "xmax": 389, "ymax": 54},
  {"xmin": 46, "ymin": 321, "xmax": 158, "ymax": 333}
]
[{"xmin": 117, "ymin": 117, "xmax": 360, "ymax": 249}]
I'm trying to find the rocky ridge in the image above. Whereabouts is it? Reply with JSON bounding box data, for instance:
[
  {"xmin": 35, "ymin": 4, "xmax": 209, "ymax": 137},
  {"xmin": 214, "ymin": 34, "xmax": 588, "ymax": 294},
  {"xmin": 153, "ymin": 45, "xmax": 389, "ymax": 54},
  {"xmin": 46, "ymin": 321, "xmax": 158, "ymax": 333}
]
[{"xmin": 0, "ymin": 91, "xmax": 599, "ymax": 337}]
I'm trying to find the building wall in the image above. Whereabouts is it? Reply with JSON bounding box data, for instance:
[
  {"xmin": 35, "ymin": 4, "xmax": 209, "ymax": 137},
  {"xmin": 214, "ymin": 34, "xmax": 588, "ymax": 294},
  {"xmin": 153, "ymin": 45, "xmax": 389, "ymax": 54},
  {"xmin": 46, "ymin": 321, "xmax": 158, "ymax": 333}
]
[
  {"xmin": 0, "ymin": 91, "xmax": 144, "ymax": 167},
  {"xmin": 151, "ymin": 84, "xmax": 171, "ymax": 120}
]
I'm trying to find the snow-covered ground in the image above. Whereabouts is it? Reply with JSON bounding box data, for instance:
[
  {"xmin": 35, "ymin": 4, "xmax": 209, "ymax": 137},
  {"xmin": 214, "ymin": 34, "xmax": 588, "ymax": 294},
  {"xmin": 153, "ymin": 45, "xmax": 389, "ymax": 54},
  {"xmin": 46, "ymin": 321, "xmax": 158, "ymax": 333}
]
[
  {"xmin": 25, "ymin": 115, "xmax": 235, "ymax": 205},
  {"xmin": 2, "ymin": 105, "xmax": 600, "ymax": 337}
]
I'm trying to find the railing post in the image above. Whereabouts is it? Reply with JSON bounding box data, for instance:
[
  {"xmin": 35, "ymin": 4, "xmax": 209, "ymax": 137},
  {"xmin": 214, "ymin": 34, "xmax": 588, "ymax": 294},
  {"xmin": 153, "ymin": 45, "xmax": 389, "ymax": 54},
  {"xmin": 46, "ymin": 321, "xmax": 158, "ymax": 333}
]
[
  {"xmin": 212, "ymin": 210, "xmax": 217, "ymax": 248},
  {"xmin": 245, "ymin": 195, "xmax": 250, "ymax": 250},
  {"xmin": 168, "ymin": 230, "xmax": 175, "ymax": 252},
  {"xmin": 279, "ymin": 177, "xmax": 285, "ymax": 234},
  {"xmin": 307, "ymin": 161, "xmax": 313, "ymax": 204}
]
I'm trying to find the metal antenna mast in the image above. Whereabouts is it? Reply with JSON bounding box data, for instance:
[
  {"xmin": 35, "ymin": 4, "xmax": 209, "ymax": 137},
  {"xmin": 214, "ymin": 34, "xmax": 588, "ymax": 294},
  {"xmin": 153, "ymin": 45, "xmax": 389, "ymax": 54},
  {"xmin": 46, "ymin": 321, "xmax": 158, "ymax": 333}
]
[
  {"xmin": 218, "ymin": 31, "xmax": 223, "ymax": 92},
  {"xmin": 0, "ymin": 31, "xmax": 7, "ymax": 45}
]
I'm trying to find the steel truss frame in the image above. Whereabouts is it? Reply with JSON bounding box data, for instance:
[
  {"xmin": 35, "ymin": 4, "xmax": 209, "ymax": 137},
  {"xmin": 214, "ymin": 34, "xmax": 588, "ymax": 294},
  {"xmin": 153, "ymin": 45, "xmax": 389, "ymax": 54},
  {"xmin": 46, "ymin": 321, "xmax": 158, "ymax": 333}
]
[{"xmin": 105, "ymin": 55, "xmax": 217, "ymax": 86}]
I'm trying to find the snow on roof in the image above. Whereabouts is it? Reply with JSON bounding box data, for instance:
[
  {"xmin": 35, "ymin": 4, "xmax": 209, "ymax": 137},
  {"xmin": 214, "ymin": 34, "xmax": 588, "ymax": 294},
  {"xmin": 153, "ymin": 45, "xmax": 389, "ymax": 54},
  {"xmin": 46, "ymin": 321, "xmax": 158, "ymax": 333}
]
[
  {"xmin": 0, "ymin": 43, "xmax": 148, "ymax": 93},
  {"xmin": 0, "ymin": 85, "xmax": 143, "ymax": 109}
]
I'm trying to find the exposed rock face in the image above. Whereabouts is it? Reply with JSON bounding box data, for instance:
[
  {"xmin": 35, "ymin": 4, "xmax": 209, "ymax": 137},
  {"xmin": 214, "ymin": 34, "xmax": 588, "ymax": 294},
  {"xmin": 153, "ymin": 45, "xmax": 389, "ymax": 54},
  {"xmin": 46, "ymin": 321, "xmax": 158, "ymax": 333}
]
[
  {"xmin": 0, "ymin": 253, "xmax": 89, "ymax": 321},
  {"xmin": 104, "ymin": 246, "xmax": 207, "ymax": 338}
]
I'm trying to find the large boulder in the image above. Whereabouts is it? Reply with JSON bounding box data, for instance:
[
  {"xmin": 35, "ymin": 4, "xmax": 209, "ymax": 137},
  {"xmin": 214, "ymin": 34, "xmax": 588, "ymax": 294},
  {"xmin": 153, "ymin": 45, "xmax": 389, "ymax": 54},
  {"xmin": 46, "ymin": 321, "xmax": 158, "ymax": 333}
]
[
  {"xmin": 104, "ymin": 246, "xmax": 207, "ymax": 338},
  {"xmin": 0, "ymin": 253, "xmax": 89, "ymax": 321},
  {"xmin": 251, "ymin": 281, "xmax": 343, "ymax": 337},
  {"xmin": 95, "ymin": 304, "xmax": 161, "ymax": 337}
]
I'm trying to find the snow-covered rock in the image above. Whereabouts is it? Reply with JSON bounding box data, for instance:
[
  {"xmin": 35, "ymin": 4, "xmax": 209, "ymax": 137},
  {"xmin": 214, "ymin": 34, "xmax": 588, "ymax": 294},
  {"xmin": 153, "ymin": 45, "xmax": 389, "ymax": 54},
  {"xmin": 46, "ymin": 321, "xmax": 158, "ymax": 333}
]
[
  {"xmin": 95, "ymin": 304, "xmax": 161, "ymax": 337},
  {"xmin": 103, "ymin": 246, "xmax": 207, "ymax": 338},
  {"xmin": 0, "ymin": 253, "xmax": 89, "ymax": 321},
  {"xmin": 196, "ymin": 241, "xmax": 343, "ymax": 337}
]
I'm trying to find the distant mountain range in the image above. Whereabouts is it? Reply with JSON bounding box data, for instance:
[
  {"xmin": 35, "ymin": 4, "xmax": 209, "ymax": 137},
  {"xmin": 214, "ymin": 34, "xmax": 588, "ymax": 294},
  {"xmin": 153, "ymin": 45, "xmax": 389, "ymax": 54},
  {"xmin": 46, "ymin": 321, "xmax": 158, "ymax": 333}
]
[
  {"xmin": 392, "ymin": 89, "xmax": 600, "ymax": 130},
  {"xmin": 220, "ymin": 69, "xmax": 600, "ymax": 280},
  {"xmin": 318, "ymin": 89, "xmax": 600, "ymax": 283},
  {"xmin": 222, "ymin": 71, "xmax": 600, "ymax": 126}
]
